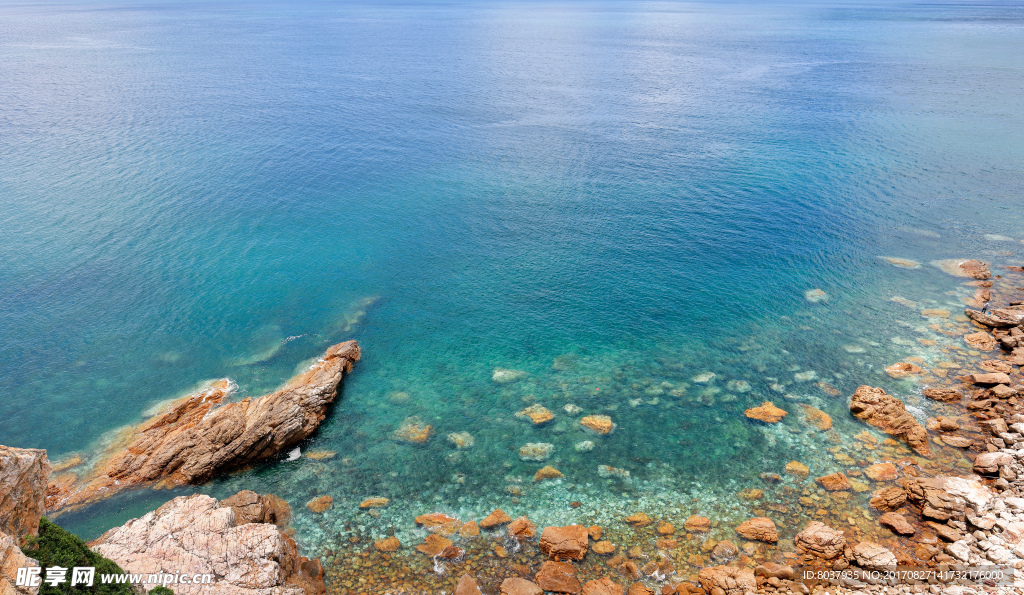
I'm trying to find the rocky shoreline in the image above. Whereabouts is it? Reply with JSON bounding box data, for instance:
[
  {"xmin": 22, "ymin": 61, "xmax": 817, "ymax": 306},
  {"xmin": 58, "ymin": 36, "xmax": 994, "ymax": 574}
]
[{"xmin": 6, "ymin": 259, "xmax": 1024, "ymax": 595}]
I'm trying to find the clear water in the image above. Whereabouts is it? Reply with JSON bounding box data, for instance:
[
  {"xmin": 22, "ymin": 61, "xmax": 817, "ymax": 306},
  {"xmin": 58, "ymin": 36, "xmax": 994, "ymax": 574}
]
[{"xmin": 2, "ymin": 0, "xmax": 1023, "ymax": 558}]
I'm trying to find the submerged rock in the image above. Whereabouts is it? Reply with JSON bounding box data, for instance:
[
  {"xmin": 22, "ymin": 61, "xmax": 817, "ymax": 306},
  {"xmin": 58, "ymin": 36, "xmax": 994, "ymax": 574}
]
[
  {"xmin": 804, "ymin": 288, "xmax": 828, "ymax": 303},
  {"xmin": 849, "ymin": 385, "xmax": 930, "ymax": 456},
  {"xmin": 91, "ymin": 493, "xmax": 325, "ymax": 595},
  {"xmin": 501, "ymin": 578, "xmax": 543, "ymax": 595},
  {"xmin": 517, "ymin": 404, "xmax": 555, "ymax": 425},
  {"xmin": 784, "ymin": 460, "xmax": 809, "ymax": 477},
  {"xmin": 52, "ymin": 342, "xmax": 360, "ymax": 511},
  {"xmin": 735, "ymin": 517, "xmax": 778, "ymax": 543},
  {"xmin": 508, "ymin": 516, "xmax": 537, "ymax": 541},
  {"xmin": 448, "ymin": 431, "xmax": 475, "ymax": 449},
  {"xmin": 575, "ymin": 440, "xmax": 596, "ymax": 452},
  {"xmin": 374, "ymin": 536, "xmax": 401, "ymax": 552},
  {"xmin": 745, "ymin": 401, "xmax": 787, "ymax": 423},
  {"xmin": 493, "ymin": 368, "xmax": 528, "ymax": 384},
  {"xmin": 816, "ymin": 473, "xmax": 852, "ymax": 492},
  {"xmin": 879, "ymin": 512, "xmax": 915, "ymax": 536},
  {"xmin": 597, "ymin": 465, "xmax": 630, "ymax": 479},
  {"xmin": 359, "ymin": 497, "xmax": 389, "ymax": 509},
  {"xmin": 306, "ymin": 495, "xmax": 333, "ymax": 514},
  {"xmin": 535, "ymin": 561, "xmax": 581, "ymax": 594},
  {"xmin": 683, "ymin": 516, "xmax": 711, "ymax": 533},
  {"xmin": 393, "ymin": 416, "xmax": 433, "ymax": 444},
  {"xmin": 964, "ymin": 331, "xmax": 998, "ymax": 351},
  {"xmin": 799, "ymin": 404, "xmax": 832, "ymax": 431},
  {"xmin": 580, "ymin": 415, "xmax": 615, "ymax": 435},
  {"xmin": 869, "ymin": 486, "xmax": 907, "ymax": 511},
  {"xmin": 581, "ymin": 577, "xmax": 624, "ymax": 595},
  {"xmin": 864, "ymin": 463, "xmax": 898, "ymax": 482},
  {"xmin": 519, "ymin": 443, "xmax": 554, "ymax": 461},
  {"xmin": 880, "ymin": 256, "xmax": 921, "ymax": 268},
  {"xmin": 455, "ymin": 574, "xmax": 482, "ymax": 595},
  {"xmin": 534, "ymin": 466, "xmax": 564, "ymax": 482},
  {"xmin": 932, "ymin": 258, "xmax": 991, "ymax": 280},
  {"xmin": 884, "ymin": 362, "xmax": 924, "ymax": 379},
  {"xmin": 415, "ymin": 533, "xmax": 453, "ymax": 556}
]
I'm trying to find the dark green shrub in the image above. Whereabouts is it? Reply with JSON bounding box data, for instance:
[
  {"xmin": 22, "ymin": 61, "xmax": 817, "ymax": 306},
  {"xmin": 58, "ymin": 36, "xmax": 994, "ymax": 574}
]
[
  {"xmin": 21, "ymin": 517, "xmax": 135, "ymax": 595},
  {"xmin": 150, "ymin": 587, "xmax": 175, "ymax": 595}
]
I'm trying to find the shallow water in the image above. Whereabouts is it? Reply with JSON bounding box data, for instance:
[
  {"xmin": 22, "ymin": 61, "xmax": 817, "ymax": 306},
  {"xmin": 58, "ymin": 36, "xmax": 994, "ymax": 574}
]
[{"xmin": 2, "ymin": 0, "xmax": 1024, "ymax": 570}]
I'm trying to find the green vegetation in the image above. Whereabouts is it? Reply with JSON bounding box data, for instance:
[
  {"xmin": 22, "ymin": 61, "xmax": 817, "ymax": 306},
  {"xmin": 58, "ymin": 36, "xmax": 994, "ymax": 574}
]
[
  {"xmin": 150, "ymin": 587, "xmax": 175, "ymax": 595},
  {"xmin": 21, "ymin": 518, "xmax": 135, "ymax": 595}
]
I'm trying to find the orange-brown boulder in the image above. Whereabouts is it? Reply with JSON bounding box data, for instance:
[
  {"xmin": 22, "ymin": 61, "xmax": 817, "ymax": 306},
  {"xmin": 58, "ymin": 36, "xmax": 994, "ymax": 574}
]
[
  {"xmin": 415, "ymin": 533, "xmax": 453, "ymax": 556},
  {"xmin": 697, "ymin": 566, "xmax": 756, "ymax": 595},
  {"xmin": 534, "ymin": 466, "xmax": 564, "ymax": 482},
  {"xmin": 480, "ymin": 508, "xmax": 513, "ymax": 529},
  {"xmin": 393, "ymin": 416, "xmax": 433, "ymax": 444},
  {"xmin": 785, "ymin": 461, "xmax": 809, "ymax": 477},
  {"xmin": 582, "ymin": 577, "xmax": 624, "ymax": 595},
  {"xmin": 627, "ymin": 584, "xmax": 654, "ymax": 595},
  {"xmin": 656, "ymin": 521, "xmax": 674, "ymax": 535},
  {"xmin": 744, "ymin": 401, "xmax": 787, "ymax": 423},
  {"xmin": 923, "ymin": 388, "xmax": 961, "ymax": 402},
  {"xmin": 964, "ymin": 331, "xmax": 997, "ymax": 351},
  {"xmin": 794, "ymin": 521, "xmax": 846, "ymax": 559},
  {"xmin": 683, "ymin": 516, "xmax": 711, "ymax": 532},
  {"xmin": 536, "ymin": 561, "xmax": 582, "ymax": 594},
  {"xmin": 306, "ymin": 495, "xmax": 333, "ymax": 514},
  {"xmin": 517, "ymin": 404, "xmax": 555, "ymax": 425},
  {"xmin": 580, "ymin": 415, "xmax": 616, "ymax": 435},
  {"xmin": 868, "ymin": 486, "xmax": 907, "ymax": 512},
  {"xmin": 884, "ymin": 362, "xmax": 924, "ymax": 379},
  {"xmin": 460, "ymin": 521, "xmax": 480, "ymax": 538},
  {"xmin": 879, "ymin": 512, "xmax": 915, "ymax": 536},
  {"xmin": 735, "ymin": 517, "xmax": 778, "ymax": 543},
  {"xmin": 509, "ymin": 516, "xmax": 537, "ymax": 541},
  {"xmin": 455, "ymin": 574, "xmax": 482, "ymax": 595},
  {"xmin": 864, "ymin": 463, "xmax": 898, "ymax": 482},
  {"xmin": 539, "ymin": 525, "xmax": 589, "ymax": 561},
  {"xmin": 800, "ymin": 404, "xmax": 832, "ymax": 431},
  {"xmin": 849, "ymin": 385, "xmax": 930, "ymax": 456},
  {"xmin": 588, "ymin": 525, "xmax": 603, "ymax": 540},
  {"xmin": 374, "ymin": 536, "xmax": 401, "ymax": 552},
  {"xmin": 501, "ymin": 577, "xmax": 543, "ymax": 595},
  {"xmin": 592, "ymin": 540, "xmax": 616, "ymax": 554},
  {"xmin": 815, "ymin": 473, "xmax": 852, "ymax": 492},
  {"xmin": 415, "ymin": 512, "xmax": 461, "ymax": 535},
  {"xmin": 359, "ymin": 497, "xmax": 389, "ymax": 509},
  {"xmin": 934, "ymin": 259, "xmax": 991, "ymax": 280},
  {"xmin": 625, "ymin": 512, "xmax": 652, "ymax": 527},
  {"xmin": 50, "ymin": 342, "xmax": 360, "ymax": 511}
]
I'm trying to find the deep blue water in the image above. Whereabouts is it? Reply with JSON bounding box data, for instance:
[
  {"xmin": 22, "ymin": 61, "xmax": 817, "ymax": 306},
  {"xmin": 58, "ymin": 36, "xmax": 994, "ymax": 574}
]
[{"xmin": 2, "ymin": 0, "xmax": 1024, "ymax": 547}]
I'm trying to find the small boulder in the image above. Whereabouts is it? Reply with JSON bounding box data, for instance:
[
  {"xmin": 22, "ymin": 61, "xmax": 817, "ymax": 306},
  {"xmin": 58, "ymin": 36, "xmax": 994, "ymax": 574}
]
[
  {"xmin": 624, "ymin": 512, "xmax": 652, "ymax": 527},
  {"xmin": 539, "ymin": 525, "xmax": 589, "ymax": 561},
  {"xmin": 963, "ymin": 372, "xmax": 1011, "ymax": 386},
  {"xmin": 800, "ymin": 404, "xmax": 833, "ymax": 431},
  {"xmin": 744, "ymin": 401, "xmax": 787, "ymax": 423},
  {"xmin": 683, "ymin": 516, "xmax": 711, "ymax": 532},
  {"xmin": 508, "ymin": 516, "xmax": 537, "ymax": 541},
  {"xmin": 785, "ymin": 461, "xmax": 809, "ymax": 477},
  {"xmin": 415, "ymin": 533, "xmax": 453, "ymax": 556},
  {"xmin": 735, "ymin": 517, "xmax": 778, "ymax": 543},
  {"xmin": 581, "ymin": 577, "xmax": 624, "ymax": 595},
  {"xmin": 493, "ymin": 368, "xmax": 528, "ymax": 383},
  {"xmin": 535, "ymin": 561, "xmax": 581, "ymax": 594},
  {"xmin": 974, "ymin": 452, "xmax": 1013, "ymax": 475},
  {"xmin": 879, "ymin": 512, "xmax": 915, "ymax": 536},
  {"xmin": 393, "ymin": 416, "xmax": 433, "ymax": 444},
  {"xmin": 359, "ymin": 497, "xmax": 389, "ymax": 509},
  {"xmin": 853, "ymin": 541, "xmax": 897, "ymax": 571},
  {"xmin": 581, "ymin": 415, "xmax": 616, "ymax": 435},
  {"xmin": 520, "ymin": 443, "xmax": 555, "ymax": 461},
  {"xmin": 374, "ymin": 536, "xmax": 401, "ymax": 552},
  {"xmin": 480, "ymin": 509, "xmax": 513, "ymax": 529},
  {"xmin": 923, "ymin": 388, "xmax": 961, "ymax": 402},
  {"xmin": 795, "ymin": 521, "xmax": 846, "ymax": 559},
  {"xmin": 816, "ymin": 472, "xmax": 852, "ymax": 491},
  {"xmin": 455, "ymin": 574, "xmax": 482, "ymax": 595},
  {"xmin": 697, "ymin": 566, "xmax": 757, "ymax": 595},
  {"xmin": 863, "ymin": 463, "xmax": 898, "ymax": 482},
  {"xmin": 501, "ymin": 577, "xmax": 543, "ymax": 595},
  {"xmin": 868, "ymin": 486, "xmax": 907, "ymax": 511},
  {"xmin": 517, "ymin": 404, "xmax": 555, "ymax": 425},
  {"xmin": 534, "ymin": 466, "xmax": 564, "ymax": 482},
  {"xmin": 306, "ymin": 495, "xmax": 333, "ymax": 514}
]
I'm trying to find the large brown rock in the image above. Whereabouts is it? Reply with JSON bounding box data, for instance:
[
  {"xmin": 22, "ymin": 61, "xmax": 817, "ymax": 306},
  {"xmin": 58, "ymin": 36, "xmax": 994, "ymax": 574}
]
[
  {"xmin": 973, "ymin": 452, "xmax": 1013, "ymax": 475},
  {"xmin": 853, "ymin": 541, "xmax": 897, "ymax": 571},
  {"xmin": 50, "ymin": 341, "xmax": 360, "ymax": 511},
  {"xmin": 0, "ymin": 446, "xmax": 51, "ymax": 544},
  {"xmin": 963, "ymin": 373, "xmax": 1011, "ymax": 386},
  {"xmin": 2, "ymin": 530, "xmax": 38, "ymax": 595},
  {"xmin": 934, "ymin": 259, "xmax": 991, "ymax": 280},
  {"xmin": 90, "ymin": 492, "xmax": 325, "ymax": 595},
  {"xmin": 849, "ymin": 386, "xmax": 930, "ymax": 456},
  {"xmin": 869, "ymin": 487, "xmax": 907, "ymax": 512},
  {"xmin": 965, "ymin": 309, "xmax": 1024, "ymax": 328},
  {"xmin": 697, "ymin": 566, "xmax": 756, "ymax": 595},
  {"xmin": 744, "ymin": 401, "xmax": 787, "ymax": 423},
  {"xmin": 220, "ymin": 490, "xmax": 291, "ymax": 526},
  {"xmin": 816, "ymin": 472, "xmax": 852, "ymax": 492},
  {"xmin": 536, "ymin": 561, "xmax": 581, "ymax": 594},
  {"xmin": 879, "ymin": 512, "xmax": 915, "ymax": 536},
  {"xmin": 923, "ymin": 388, "xmax": 961, "ymax": 402},
  {"xmin": 501, "ymin": 578, "xmax": 543, "ymax": 595},
  {"xmin": 539, "ymin": 525, "xmax": 589, "ymax": 561},
  {"xmin": 455, "ymin": 574, "xmax": 482, "ymax": 595},
  {"xmin": 794, "ymin": 521, "xmax": 846, "ymax": 559},
  {"xmin": 735, "ymin": 517, "xmax": 777, "ymax": 543},
  {"xmin": 902, "ymin": 476, "xmax": 993, "ymax": 521},
  {"xmin": 581, "ymin": 578, "xmax": 624, "ymax": 595}
]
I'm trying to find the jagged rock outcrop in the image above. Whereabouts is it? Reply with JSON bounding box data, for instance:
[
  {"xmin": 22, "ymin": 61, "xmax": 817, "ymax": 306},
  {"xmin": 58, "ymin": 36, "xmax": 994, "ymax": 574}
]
[
  {"xmin": 0, "ymin": 446, "xmax": 52, "ymax": 544},
  {"xmin": 965, "ymin": 308, "xmax": 1024, "ymax": 328},
  {"xmin": 902, "ymin": 476, "xmax": 993, "ymax": 522},
  {"xmin": 849, "ymin": 385, "xmax": 930, "ymax": 456},
  {"xmin": 90, "ymin": 493, "xmax": 325, "ymax": 595},
  {"xmin": 49, "ymin": 341, "xmax": 360, "ymax": 511},
  {"xmin": 2, "ymin": 531, "xmax": 39, "ymax": 595},
  {"xmin": 933, "ymin": 259, "xmax": 991, "ymax": 280},
  {"xmin": 0, "ymin": 446, "xmax": 51, "ymax": 595}
]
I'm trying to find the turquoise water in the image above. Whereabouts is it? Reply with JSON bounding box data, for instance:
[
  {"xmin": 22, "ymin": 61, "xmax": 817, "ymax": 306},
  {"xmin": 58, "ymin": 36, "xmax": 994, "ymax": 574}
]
[{"xmin": 2, "ymin": 0, "xmax": 1024, "ymax": 553}]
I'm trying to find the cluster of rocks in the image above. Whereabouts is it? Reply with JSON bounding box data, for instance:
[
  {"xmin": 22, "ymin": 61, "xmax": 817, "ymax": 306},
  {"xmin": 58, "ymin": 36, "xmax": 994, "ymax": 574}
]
[{"xmin": 1, "ymin": 445, "xmax": 51, "ymax": 595}]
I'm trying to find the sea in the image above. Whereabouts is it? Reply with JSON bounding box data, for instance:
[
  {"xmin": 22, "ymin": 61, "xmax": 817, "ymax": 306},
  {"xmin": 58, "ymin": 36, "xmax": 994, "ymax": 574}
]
[{"xmin": 2, "ymin": 0, "xmax": 1023, "ymax": 574}]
